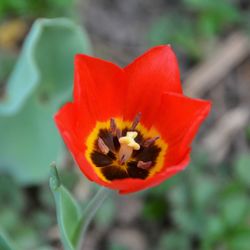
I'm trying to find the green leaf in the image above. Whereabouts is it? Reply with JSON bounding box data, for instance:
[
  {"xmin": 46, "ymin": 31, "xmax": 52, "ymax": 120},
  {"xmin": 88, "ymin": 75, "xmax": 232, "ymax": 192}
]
[
  {"xmin": 0, "ymin": 175, "xmax": 25, "ymax": 212},
  {"xmin": 0, "ymin": 96, "xmax": 60, "ymax": 184},
  {"xmin": 192, "ymin": 177, "xmax": 219, "ymax": 209},
  {"xmin": 143, "ymin": 195, "xmax": 167, "ymax": 220},
  {"xmin": 50, "ymin": 163, "xmax": 81, "ymax": 250},
  {"xmin": 0, "ymin": 18, "xmax": 90, "ymax": 115},
  {"xmin": 158, "ymin": 231, "xmax": 190, "ymax": 250},
  {"xmin": 148, "ymin": 15, "xmax": 202, "ymax": 59},
  {"xmin": 204, "ymin": 215, "xmax": 225, "ymax": 241},
  {"xmin": 171, "ymin": 208, "xmax": 199, "ymax": 234},
  {"xmin": 168, "ymin": 183, "xmax": 187, "ymax": 208},
  {"xmin": 50, "ymin": 164, "xmax": 111, "ymax": 250},
  {"xmin": 0, "ymin": 18, "xmax": 40, "ymax": 115},
  {"xmin": 0, "ymin": 18, "xmax": 91, "ymax": 185},
  {"xmin": 73, "ymin": 187, "xmax": 112, "ymax": 248},
  {"xmin": 246, "ymin": 125, "xmax": 250, "ymax": 142},
  {"xmin": 0, "ymin": 233, "xmax": 15, "ymax": 250},
  {"xmin": 220, "ymin": 193, "xmax": 248, "ymax": 227},
  {"xmin": 36, "ymin": 247, "xmax": 54, "ymax": 250},
  {"xmin": 228, "ymin": 229, "xmax": 250, "ymax": 250},
  {"xmin": 0, "ymin": 51, "xmax": 16, "ymax": 84},
  {"xmin": 109, "ymin": 244, "xmax": 128, "ymax": 250},
  {"xmin": 234, "ymin": 154, "xmax": 250, "ymax": 187}
]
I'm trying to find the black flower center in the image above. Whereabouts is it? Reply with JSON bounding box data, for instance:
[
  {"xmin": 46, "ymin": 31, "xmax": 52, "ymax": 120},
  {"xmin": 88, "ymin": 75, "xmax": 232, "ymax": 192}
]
[{"xmin": 89, "ymin": 114, "xmax": 162, "ymax": 181}]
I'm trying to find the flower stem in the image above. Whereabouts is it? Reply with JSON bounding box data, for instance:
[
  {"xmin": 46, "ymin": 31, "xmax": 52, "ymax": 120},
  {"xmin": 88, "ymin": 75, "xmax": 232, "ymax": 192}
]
[{"xmin": 76, "ymin": 187, "xmax": 112, "ymax": 250}]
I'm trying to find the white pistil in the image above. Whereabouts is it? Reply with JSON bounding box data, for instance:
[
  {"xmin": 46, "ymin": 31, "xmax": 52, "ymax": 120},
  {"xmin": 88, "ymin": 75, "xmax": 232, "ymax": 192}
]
[
  {"xmin": 118, "ymin": 131, "xmax": 140, "ymax": 164},
  {"xmin": 118, "ymin": 144, "xmax": 133, "ymax": 165}
]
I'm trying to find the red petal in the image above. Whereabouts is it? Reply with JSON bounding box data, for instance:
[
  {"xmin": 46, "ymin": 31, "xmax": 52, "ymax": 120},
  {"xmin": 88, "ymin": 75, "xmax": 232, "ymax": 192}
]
[
  {"xmin": 123, "ymin": 45, "xmax": 182, "ymax": 128},
  {"xmin": 154, "ymin": 93, "xmax": 211, "ymax": 166},
  {"xmin": 73, "ymin": 54, "xmax": 125, "ymax": 121},
  {"xmin": 54, "ymin": 102, "xmax": 99, "ymax": 181}
]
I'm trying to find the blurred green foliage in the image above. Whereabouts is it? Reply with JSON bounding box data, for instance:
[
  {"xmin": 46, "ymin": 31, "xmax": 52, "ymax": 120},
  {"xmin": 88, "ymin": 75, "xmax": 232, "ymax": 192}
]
[
  {"xmin": 109, "ymin": 244, "xmax": 128, "ymax": 250},
  {"xmin": 149, "ymin": 0, "xmax": 245, "ymax": 61},
  {"xmin": 0, "ymin": 0, "xmax": 75, "ymax": 19},
  {"xmin": 246, "ymin": 125, "xmax": 250, "ymax": 143},
  {"xmin": 142, "ymin": 153, "xmax": 250, "ymax": 250},
  {"xmin": 0, "ymin": 174, "xmax": 54, "ymax": 249},
  {"xmin": 95, "ymin": 197, "xmax": 116, "ymax": 229}
]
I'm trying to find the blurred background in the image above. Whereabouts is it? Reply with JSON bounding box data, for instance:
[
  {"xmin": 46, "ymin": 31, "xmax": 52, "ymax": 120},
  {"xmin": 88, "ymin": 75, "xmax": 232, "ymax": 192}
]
[{"xmin": 0, "ymin": 0, "xmax": 250, "ymax": 249}]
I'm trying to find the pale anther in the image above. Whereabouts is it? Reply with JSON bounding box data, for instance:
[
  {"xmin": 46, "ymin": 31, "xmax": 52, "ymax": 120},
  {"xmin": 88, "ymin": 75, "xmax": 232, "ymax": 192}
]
[
  {"xmin": 98, "ymin": 137, "xmax": 109, "ymax": 155},
  {"xmin": 131, "ymin": 112, "xmax": 141, "ymax": 130},
  {"xmin": 143, "ymin": 136, "xmax": 160, "ymax": 147},
  {"xmin": 137, "ymin": 161, "xmax": 152, "ymax": 170},
  {"xmin": 110, "ymin": 118, "xmax": 116, "ymax": 135}
]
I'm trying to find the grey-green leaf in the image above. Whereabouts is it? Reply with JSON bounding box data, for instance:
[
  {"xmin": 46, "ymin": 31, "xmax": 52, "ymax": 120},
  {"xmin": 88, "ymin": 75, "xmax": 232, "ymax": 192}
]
[
  {"xmin": 0, "ymin": 234, "xmax": 15, "ymax": 250},
  {"xmin": 0, "ymin": 18, "xmax": 91, "ymax": 116},
  {"xmin": 234, "ymin": 154, "xmax": 250, "ymax": 187},
  {"xmin": 0, "ymin": 18, "xmax": 91, "ymax": 184},
  {"xmin": 0, "ymin": 96, "xmax": 60, "ymax": 184},
  {"xmin": 50, "ymin": 164, "xmax": 81, "ymax": 250}
]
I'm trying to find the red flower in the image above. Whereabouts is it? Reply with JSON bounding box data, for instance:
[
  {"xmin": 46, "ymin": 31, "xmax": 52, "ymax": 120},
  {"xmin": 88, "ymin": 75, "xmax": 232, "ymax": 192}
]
[{"xmin": 55, "ymin": 45, "xmax": 211, "ymax": 194}]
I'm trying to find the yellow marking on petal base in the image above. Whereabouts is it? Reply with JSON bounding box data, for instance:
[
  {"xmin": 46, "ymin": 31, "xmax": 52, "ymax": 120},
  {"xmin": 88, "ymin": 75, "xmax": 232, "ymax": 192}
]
[{"xmin": 85, "ymin": 118, "xmax": 168, "ymax": 182}]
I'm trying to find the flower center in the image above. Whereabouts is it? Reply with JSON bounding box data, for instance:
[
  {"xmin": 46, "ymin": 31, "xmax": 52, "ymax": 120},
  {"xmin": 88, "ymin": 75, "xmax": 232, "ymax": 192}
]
[{"xmin": 85, "ymin": 113, "xmax": 168, "ymax": 182}]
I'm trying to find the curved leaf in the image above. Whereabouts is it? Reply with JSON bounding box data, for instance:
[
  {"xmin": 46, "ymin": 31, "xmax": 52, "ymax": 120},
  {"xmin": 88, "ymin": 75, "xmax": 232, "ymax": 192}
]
[
  {"xmin": 0, "ymin": 18, "xmax": 91, "ymax": 184},
  {"xmin": 50, "ymin": 163, "xmax": 81, "ymax": 250},
  {"xmin": 0, "ymin": 18, "xmax": 91, "ymax": 116},
  {"xmin": 0, "ymin": 233, "xmax": 16, "ymax": 250}
]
